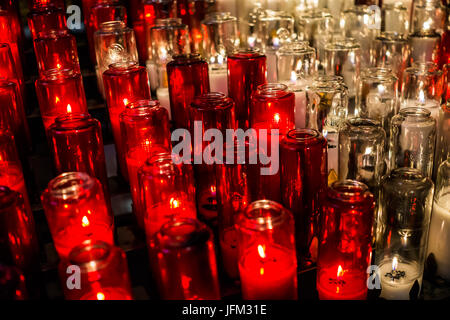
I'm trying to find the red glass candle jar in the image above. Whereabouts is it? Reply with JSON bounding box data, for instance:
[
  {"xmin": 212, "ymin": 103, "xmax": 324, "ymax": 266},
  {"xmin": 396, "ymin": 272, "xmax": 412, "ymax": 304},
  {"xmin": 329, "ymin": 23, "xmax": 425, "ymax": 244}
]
[
  {"xmin": 60, "ymin": 240, "xmax": 133, "ymax": 300},
  {"xmin": 189, "ymin": 93, "xmax": 235, "ymax": 222},
  {"xmin": 227, "ymin": 49, "xmax": 267, "ymax": 129},
  {"xmin": 103, "ymin": 61, "xmax": 151, "ymax": 179},
  {"xmin": 439, "ymin": 28, "xmax": 450, "ymax": 69},
  {"xmin": 0, "ymin": 264, "xmax": 27, "ymax": 300},
  {"xmin": 139, "ymin": 152, "xmax": 197, "ymax": 237},
  {"xmin": 28, "ymin": 0, "xmax": 65, "ymax": 9},
  {"xmin": 48, "ymin": 113, "xmax": 109, "ymax": 198},
  {"xmin": 167, "ymin": 53, "xmax": 210, "ymax": 129},
  {"xmin": 0, "ymin": 0, "xmax": 24, "ymax": 51},
  {"xmin": 41, "ymin": 172, "xmax": 114, "ymax": 259},
  {"xmin": 148, "ymin": 218, "xmax": 220, "ymax": 300},
  {"xmin": 0, "ymin": 80, "xmax": 31, "ymax": 154},
  {"xmin": 236, "ymin": 200, "xmax": 298, "ymax": 300},
  {"xmin": 130, "ymin": 0, "xmax": 146, "ymax": 62},
  {"xmin": 87, "ymin": 0, "xmax": 127, "ymax": 64},
  {"xmin": 0, "ymin": 43, "xmax": 24, "ymax": 99},
  {"xmin": 177, "ymin": 0, "xmax": 207, "ymax": 53},
  {"xmin": 280, "ymin": 129, "xmax": 328, "ymax": 269},
  {"xmin": 317, "ymin": 180, "xmax": 375, "ymax": 300},
  {"xmin": 120, "ymin": 100, "xmax": 171, "ymax": 228},
  {"xmin": 216, "ymin": 140, "xmax": 251, "ymax": 279},
  {"xmin": 0, "ymin": 186, "xmax": 39, "ymax": 273},
  {"xmin": 34, "ymin": 30, "xmax": 80, "ymax": 76},
  {"xmin": 143, "ymin": 0, "xmax": 175, "ymax": 44},
  {"xmin": 27, "ymin": 4, "xmax": 67, "ymax": 40},
  {"xmin": 0, "ymin": 130, "xmax": 32, "ymax": 213},
  {"xmin": 35, "ymin": 68, "xmax": 88, "ymax": 132},
  {"xmin": 443, "ymin": 64, "xmax": 450, "ymax": 102}
]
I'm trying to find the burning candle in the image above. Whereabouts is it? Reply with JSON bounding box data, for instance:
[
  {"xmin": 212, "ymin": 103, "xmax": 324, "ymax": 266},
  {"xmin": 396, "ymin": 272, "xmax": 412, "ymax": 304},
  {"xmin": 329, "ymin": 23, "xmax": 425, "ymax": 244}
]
[
  {"xmin": 236, "ymin": 200, "xmax": 298, "ymax": 300},
  {"xmin": 48, "ymin": 113, "xmax": 110, "ymax": 200},
  {"xmin": 227, "ymin": 49, "xmax": 266, "ymax": 129},
  {"xmin": 60, "ymin": 240, "xmax": 133, "ymax": 300},
  {"xmin": 27, "ymin": 3, "xmax": 67, "ymax": 40},
  {"xmin": 120, "ymin": 100, "xmax": 171, "ymax": 228},
  {"xmin": 280, "ymin": 129, "xmax": 327, "ymax": 269},
  {"xmin": 35, "ymin": 68, "xmax": 88, "ymax": 132},
  {"xmin": 148, "ymin": 218, "xmax": 221, "ymax": 300},
  {"xmin": 139, "ymin": 152, "xmax": 197, "ymax": 237},
  {"xmin": 167, "ymin": 53, "xmax": 210, "ymax": 129},
  {"xmin": 34, "ymin": 30, "xmax": 80, "ymax": 76},
  {"xmin": 41, "ymin": 172, "xmax": 114, "ymax": 259},
  {"xmin": 103, "ymin": 61, "xmax": 151, "ymax": 179},
  {"xmin": 317, "ymin": 180, "xmax": 375, "ymax": 300}
]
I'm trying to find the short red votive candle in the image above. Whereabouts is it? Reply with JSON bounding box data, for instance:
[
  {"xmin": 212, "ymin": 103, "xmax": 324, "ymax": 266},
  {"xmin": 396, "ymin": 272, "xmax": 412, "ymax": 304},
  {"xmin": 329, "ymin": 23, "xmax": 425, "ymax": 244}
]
[
  {"xmin": 103, "ymin": 61, "xmax": 151, "ymax": 179},
  {"xmin": 120, "ymin": 100, "xmax": 171, "ymax": 228},
  {"xmin": 189, "ymin": 92, "xmax": 235, "ymax": 222},
  {"xmin": 167, "ymin": 53, "xmax": 210, "ymax": 129},
  {"xmin": 27, "ymin": 4, "xmax": 67, "ymax": 40},
  {"xmin": 280, "ymin": 129, "xmax": 328, "ymax": 269},
  {"xmin": 317, "ymin": 180, "xmax": 375, "ymax": 300},
  {"xmin": 41, "ymin": 172, "xmax": 114, "ymax": 259},
  {"xmin": 48, "ymin": 113, "xmax": 109, "ymax": 198},
  {"xmin": 236, "ymin": 200, "xmax": 298, "ymax": 300},
  {"xmin": 0, "ymin": 80, "xmax": 31, "ymax": 154},
  {"xmin": 34, "ymin": 30, "xmax": 80, "ymax": 76},
  {"xmin": 0, "ymin": 130, "xmax": 32, "ymax": 214},
  {"xmin": 0, "ymin": 186, "xmax": 39, "ymax": 273},
  {"xmin": 35, "ymin": 68, "xmax": 88, "ymax": 132},
  {"xmin": 227, "ymin": 49, "xmax": 267, "ymax": 129},
  {"xmin": 139, "ymin": 152, "xmax": 197, "ymax": 237},
  {"xmin": 60, "ymin": 240, "xmax": 133, "ymax": 300},
  {"xmin": 148, "ymin": 218, "xmax": 220, "ymax": 300}
]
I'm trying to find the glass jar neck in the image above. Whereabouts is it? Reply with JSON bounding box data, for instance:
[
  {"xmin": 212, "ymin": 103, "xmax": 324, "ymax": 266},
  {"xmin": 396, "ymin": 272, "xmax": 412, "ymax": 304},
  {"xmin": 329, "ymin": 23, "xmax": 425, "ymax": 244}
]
[
  {"xmin": 157, "ymin": 218, "xmax": 210, "ymax": 249},
  {"xmin": 69, "ymin": 240, "xmax": 114, "ymax": 273},
  {"xmin": 47, "ymin": 172, "xmax": 96, "ymax": 200},
  {"xmin": 192, "ymin": 93, "xmax": 233, "ymax": 111},
  {"xmin": 328, "ymin": 180, "xmax": 373, "ymax": 204},
  {"xmin": 255, "ymin": 83, "xmax": 289, "ymax": 98},
  {"xmin": 53, "ymin": 113, "xmax": 95, "ymax": 131},
  {"xmin": 238, "ymin": 200, "xmax": 290, "ymax": 232}
]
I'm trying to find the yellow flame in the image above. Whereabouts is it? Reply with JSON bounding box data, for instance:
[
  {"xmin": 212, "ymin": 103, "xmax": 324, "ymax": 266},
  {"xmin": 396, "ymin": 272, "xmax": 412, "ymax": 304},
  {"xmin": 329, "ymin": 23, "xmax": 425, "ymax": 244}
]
[
  {"xmin": 96, "ymin": 292, "xmax": 105, "ymax": 300},
  {"xmin": 67, "ymin": 104, "xmax": 72, "ymax": 113},
  {"xmin": 169, "ymin": 197, "xmax": 179, "ymax": 209},
  {"xmin": 82, "ymin": 216, "xmax": 90, "ymax": 227},
  {"xmin": 392, "ymin": 257, "xmax": 398, "ymax": 271},
  {"xmin": 210, "ymin": 185, "xmax": 216, "ymax": 194},
  {"xmin": 123, "ymin": 98, "xmax": 129, "ymax": 106},
  {"xmin": 258, "ymin": 245, "xmax": 266, "ymax": 259},
  {"xmin": 55, "ymin": 96, "xmax": 60, "ymax": 104},
  {"xmin": 273, "ymin": 113, "xmax": 280, "ymax": 123},
  {"xmin": 337, "ymin": 265, "xmax": 344, "ymax": 279},
  {"xmin": 419, "ymin": 90, "xmax": 425, "ymax": 104}
]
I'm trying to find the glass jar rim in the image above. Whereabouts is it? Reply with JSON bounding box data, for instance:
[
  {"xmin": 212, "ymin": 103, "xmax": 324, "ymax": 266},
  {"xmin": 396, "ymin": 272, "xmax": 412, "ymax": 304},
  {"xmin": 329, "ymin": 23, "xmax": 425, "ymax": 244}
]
[
  {"xmin": 376, "ymin": 32, "xmax": 408, "ymax": 43},
  {"xmin": 191, "ymin": 92, "xmax": 234, "ymax": 111},
  {"xmin": 228, "ymin": 47, "xmax": 264, "ymax": 59},
  {"xmin": 325, "ymin": 38, "xmax": 360, "ymax": 51},
  {"xmin": 343, "ymin": 118, "xmax": 385, "ymax": 137},
  {"xmin": 157, "ymin": 218, "xmax": 211, "ymax": 249},
  {"xmin": 152, "ymin": 18, "xmax": 186, "ymax": 30},
  {"xmin": 255, "ymin": 83, "xmax": 289, "ymax": 98},
  {"xmin": 283, "ymin": 128, "xmax": 324, "ymax": 145},
  {"xmin": 257, "ymin": 9, "xmax": 294, "ymax": 22},
  {"xmin": 202, "ymin": 12, "xmax": 237, "ymax": 25},
  {"xmin": 108, "ymin": 60, "xmax": 140, "ymax": 71},
  {"xmin": 69, "ymin": 240, "xmax": 114, "ymax": 272},
  {"xmin": 406, "ymin": 62, "xmax": 442, "ymax": 76},
  {"xmin": 99, "ymin": 20, "xmax": 127, "ymax": 31},
  {"xmin": 361, "ymin": 67, "xmax": 398, "ymax": 82},
  {"xmin": 120, "ymin": 99, "xmax": 163, "ymax": 121},
  {"xmin": 237, "ymin": 200, "xmax": 291, "ymax": 232},
  {"xmin": 170, "ymin": 53, "xmax": 203, "ymax": 64},
  {"xmin": 39, "ymin": 68, "xmax": 78, "ymax": 81},
  {"xmin": 141, "ymin": 152, "xmax": 183, "ymax": 177},
  {"xmin": 328, "ymin": 180, "xmax": 373, "ymax": 204},
  {"xmin": 52, "ymin": 112, "xmax": 96, "ymax": 131},
  {"xmin": 298, "ymin": 8, "xmax": 332, "ymax": 20},
  {"xmin": 277, "ymin": 41, "xmax": 315, "ymax": 56},
  {"xmin": 399, "ymin": 107, "xmax": 432, "ymax": 118},
  {"xmin": 46, "ymin": 172, "xmax": 96, "ymax": 200}
]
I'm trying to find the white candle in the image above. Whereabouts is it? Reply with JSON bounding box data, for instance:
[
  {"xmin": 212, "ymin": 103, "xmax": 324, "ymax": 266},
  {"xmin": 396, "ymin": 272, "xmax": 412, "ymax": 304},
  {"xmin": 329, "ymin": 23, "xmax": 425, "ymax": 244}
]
[
  {"xmin": 426, "ymin": 194, "xmax": 450, "ymax": 281},
  {"xmin": 266, "ymin": 51, "xmax": 278, "ymax": 83},
  {"xmin": 146, "ymin": 60, "xmax": 159, "ymax": 92},
  {"xmin": 209, "ymin": 67, "xmax": 228, "ymax": 94},
  {"xmin": 156, "ymin": 87, "xmax": 171, "ymax": 120},
  {"xmin": 379, "ymin": 257, "xmax": 422, "ymax": 300}
]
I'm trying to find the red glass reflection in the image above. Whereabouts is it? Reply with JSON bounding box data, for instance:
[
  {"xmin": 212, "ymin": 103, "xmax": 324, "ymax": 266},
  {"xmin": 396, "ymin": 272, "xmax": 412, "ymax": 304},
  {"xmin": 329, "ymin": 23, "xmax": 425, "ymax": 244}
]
[{"xmin": 27, "ymin": 4, "xmax": 67, "ymax": 40}]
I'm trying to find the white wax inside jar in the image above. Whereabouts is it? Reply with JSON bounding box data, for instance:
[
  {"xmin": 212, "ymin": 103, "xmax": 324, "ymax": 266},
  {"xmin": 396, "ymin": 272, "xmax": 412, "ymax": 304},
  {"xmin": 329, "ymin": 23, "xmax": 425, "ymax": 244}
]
[
  {"xmin": 426, "ymin": 194, "xmax": 450, "ymax": 281},
  {"xmin": 266, "ymin": 52, "xmax": 277, "ymax": 83},
  {"xmin": 156, "ymin": 87, "xmax": 171, "ymax": 120},
  {"xmin": 146, "ymin": 60, "xmax": 159, "ymax": 92},
  {"xmin": 209, "ymin": 68, "xmax": 228, "ymax": 95},
  {"xmin": 294, "ymin": 90, "xmax": 307, "ymax": 128},
  {"xmin": 379, "ymin": 259, "xmax": 422, "ymax": 300}
]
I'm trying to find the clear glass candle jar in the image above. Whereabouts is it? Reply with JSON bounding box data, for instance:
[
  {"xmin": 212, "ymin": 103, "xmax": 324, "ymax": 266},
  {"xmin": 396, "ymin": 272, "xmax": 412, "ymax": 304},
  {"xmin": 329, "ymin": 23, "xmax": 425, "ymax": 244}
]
[
  {"xmin": 426, "ymin": 160, "xmax": 450, "ymax": 281},
  {"xmin": 276, "ymin": 41, "xmax": 316, "ymax": 83},
  {"xmin": 389, "ymin": 107, "xmax": 436, "ymax": 177},
  {"xmin": 411, "ymin": 0, "xmax": 447, "ymax": 35},
  {"xmin": 381, "ymin": 3, "xmax": 410, "ymax": 36},
  {"xmin": 33, "ymin": 30, "xmax": 80, "ymax": 76},
  {"xmin": 143, "ymin": 0, "xmax": 176, "ymax": 54},
  {"xmin": 376, "ymin": 167, "xmax": 434, "ymax": 300},
  {"xmin": 324, "ymin": 38, "xmax": 361, "ymax": 116},
  {"xmin": 148, "ymin": 218, "xmax": 221, "ymax": 300},
  {"xmin": 0, "ymin": 186, "xmax": 39, "ymax": 274},
  {"xmin": 48, "ymin": 113, "xmax": 109, "ymax": 199},
  {"xmin": 236, "ymin": 200, "xmax": 298, "ymax": 300},
  {"xmin": 60, "ymin": 240, "xmax": 133, "ymax": 300},
  {"xmin": 317, "ymin": 180, "xmax": 375, "ymax": 300},
  {"xmin": 338, "ymin": 118, "xmax": 386, "ymax": 193},
  {"xmin": 41, "ymin": 172, "xmax": 114, "ymax": 259},
  {"xmin": 166, "ymin": 53, "xmax": 210, "ymax": 129},
  {"xmin": 120, "ymin": 100, "xmax": 171, "ymax": 228},
  {"xmin": 27, "ymin": 3, "xmax": 67, "ymax": 40},
  {"xmin": 434, "ymin": 102, "xmax": 450, "ymax": 179},
  {"xmin": 358, "ymin": 67, "xmax": 398, "ymax": 139},
  {"xmin": 35, "ymin": 68, "xmax": 88, "ymax": 132},
  {"xmin": 103, "ymin": 61, "xmax": 151, "ymax": 179},
  {"xmin": 227, "ymin": 48, "xmax": 266, "ymax": 129},
  {"xmin": 407, "ymin": 31, "xmax": 441, "ymax": 65},
  {"xmin": 280, "ymin": 129, "xmax": 328, "ymax": 269}
]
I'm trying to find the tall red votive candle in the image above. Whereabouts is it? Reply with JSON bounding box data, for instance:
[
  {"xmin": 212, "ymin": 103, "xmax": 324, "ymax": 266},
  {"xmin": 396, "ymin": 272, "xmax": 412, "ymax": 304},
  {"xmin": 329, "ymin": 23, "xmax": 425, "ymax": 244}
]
[
  {"xmin": 227, "ymin": 49, "xmax": 267, "ymax": 129},
  {"xmin": 103, "ymin": 61, "xmax": 151, "ymax": 179},
  {"xmin": 41, "ymin": 172, "xmax": 114, "ymax": 259},
  {"xmin": 317, "ymin": 180, "xmax": 375, "ymax": 300},
  {"xmin": 0, "ymin": 80, "xmax": 31, "ymax": 154},
  {"xmin": 189, "ymin": 93, "xmax": 235, "ymax": 223},
  {"xmin": 280, "ymin": 129, "xmax": 328, "ymax": 269},
  {"xmin": 27, "ymin": 3, "xmax": 67, "ymax": 40},
  {"xmin": 236, "ymin": 200, "xmax": 298, "ymax": 300},
  {"xmin": 60, "ymin": 240, "xmax": 133, "ymax": 300},
  {"xmin": 148, "ymin": 218, "xmax": 220, "ymax": 300},
  {"xmin": 48, "ymin": 113, "xmax": 109, "ymax": 198},
  {"xmin": 167, "ymin": 53, "xmax": 210, "ymax": 129},
  {"xmin": 0, "ymin": 186, "xmax": 39, "ymax": 274},
  {"xmin": 35, "ymin": 68, "xmax": 88, "ymax": 132},
  {"xmin": 120, "ymin": 100, "xmax": 171, "ymax": 228},
  {"xmin": 139, "ymin": 152, "xmax": 197, "ymax": 237},
  {"xmin": 34, "ymin": 30, "xmax": 80, "ymax": 76}
]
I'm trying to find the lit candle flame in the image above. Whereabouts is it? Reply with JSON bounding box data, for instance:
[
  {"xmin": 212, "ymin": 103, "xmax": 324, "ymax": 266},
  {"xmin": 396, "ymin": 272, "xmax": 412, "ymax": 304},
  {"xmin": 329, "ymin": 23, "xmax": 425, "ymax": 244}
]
[
  {"xmin": 258, "ymin": 245, "xmax": 266, "ymax": 259},
  {"xmin": 337, "ymin": 265, "xmax": 344, "ymax": 279},
  {"xmin": 418, "ymin": 90, "xmax": 425, "ymax": 104},
  {"xmin": 123, "ymin": 98, "xmax": 129, "ymax": 106},
  {"xmin": 55, "ymin": 96, "xmax": 60, "ymax": 104},
  {"xmin": 392, "ymin": 257, "xmax": 398, "ymax": 271},
  {"xmin": 273, "ymin": 113, "xmax": 280, "ymax": 124},
  {"xmin": 210, "ymin": 185, "xmax": 216, "ymax": 194},
  {"xmin": 96, "ymin": 292, "xmax": 105, "ymax": 300},
  {"xmin": 82, "ymin": 216, "xmax": 90, "ymax": 227},
  {"xmin": 66, "ymin": 104, "xmax": 72, "ymax": 113},
  {"xmin": 169, "ymin": 197, "xmax": 179, "ymax": 209}
]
